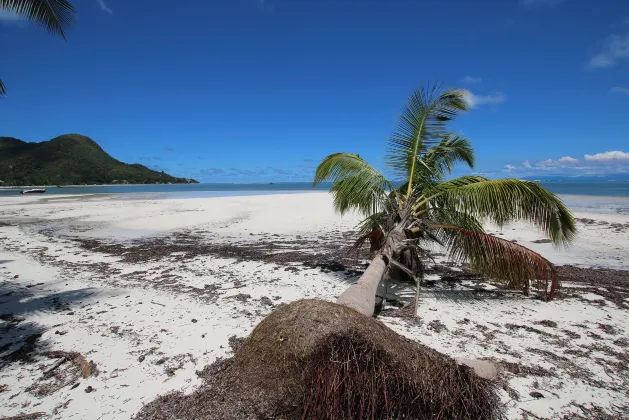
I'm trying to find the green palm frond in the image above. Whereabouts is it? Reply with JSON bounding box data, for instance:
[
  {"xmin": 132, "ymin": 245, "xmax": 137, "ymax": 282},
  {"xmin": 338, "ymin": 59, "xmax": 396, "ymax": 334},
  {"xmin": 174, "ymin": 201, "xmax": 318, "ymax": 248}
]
[
  {"xmin": 428, "ymin": 178, "xmax": 577, "ymax": 247},
  {"xmin": 438, "ymin": 225, "xmax": 559, "ymax": 298},
  {"xmin": 0, "ymin": 79, "xmax": 6, "ymax": 97},
  {"xmin": 423, "ymin": 134, "xmax": 475, "ymax": 178},
  {"xmin": 0, "ymin": 0, "xmax": 75, "ymax": 39},
  {"xmin": 385, "ymin": 84, "xmax": 469, "ymax": 190},
  {"xmin": 314, "ymin": 153, "xmax": 392, "ymax": 215}
]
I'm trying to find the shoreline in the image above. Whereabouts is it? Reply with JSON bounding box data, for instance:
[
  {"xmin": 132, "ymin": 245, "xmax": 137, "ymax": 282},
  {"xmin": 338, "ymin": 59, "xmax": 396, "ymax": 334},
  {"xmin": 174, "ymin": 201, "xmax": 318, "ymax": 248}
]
[{"xmin": 1, "ymin": 192, "xmax": 628, "ymax": 418}]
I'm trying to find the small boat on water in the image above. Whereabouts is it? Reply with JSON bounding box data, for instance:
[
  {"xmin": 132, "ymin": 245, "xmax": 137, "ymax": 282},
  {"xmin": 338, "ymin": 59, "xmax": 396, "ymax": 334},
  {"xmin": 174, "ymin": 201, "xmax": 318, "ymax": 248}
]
[{"xmin": 19, "ymin": 188, "xmax": 46, "ymax": 194}]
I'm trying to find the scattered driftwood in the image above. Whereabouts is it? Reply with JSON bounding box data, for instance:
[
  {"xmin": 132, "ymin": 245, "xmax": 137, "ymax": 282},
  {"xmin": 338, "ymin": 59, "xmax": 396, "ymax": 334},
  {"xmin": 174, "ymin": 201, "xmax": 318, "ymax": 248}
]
[
  {"xmin": 43, "ymin": 351, "xmax": 94, "ymax": 378},
  {"xmin": 136, "ymin": 299, "xmax": 502, "ymax": 420}
]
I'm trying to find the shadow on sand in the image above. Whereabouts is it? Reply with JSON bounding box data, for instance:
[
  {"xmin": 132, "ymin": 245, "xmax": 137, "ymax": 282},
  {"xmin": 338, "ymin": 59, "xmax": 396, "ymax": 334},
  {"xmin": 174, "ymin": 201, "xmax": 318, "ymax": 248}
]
[{"xmin": 0, "ymin": 281, "xmax": 102, "ymax": 366}]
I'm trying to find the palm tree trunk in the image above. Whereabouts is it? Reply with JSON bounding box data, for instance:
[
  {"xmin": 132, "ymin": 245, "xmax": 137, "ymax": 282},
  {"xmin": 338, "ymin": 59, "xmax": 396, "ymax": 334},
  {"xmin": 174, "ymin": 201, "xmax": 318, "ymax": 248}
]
[
  {"xmin": 336, "ymin": 254, "xmax": 388, "ymax": 316},
  {"xmin": 336, "ymin": 229, "xmax": 406, "ymax": 316}
]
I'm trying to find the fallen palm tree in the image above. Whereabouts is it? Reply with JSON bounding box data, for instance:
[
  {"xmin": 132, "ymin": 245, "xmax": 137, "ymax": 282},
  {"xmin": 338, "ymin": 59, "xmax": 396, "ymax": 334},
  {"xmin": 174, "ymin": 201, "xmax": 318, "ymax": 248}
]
[
  {"xmin": 135, "ymin": 299, "xmax": 502, "ymax": 420},
  {"xmin": 135, "ymin": 83, "xmax": 575, "ymax": 419}
]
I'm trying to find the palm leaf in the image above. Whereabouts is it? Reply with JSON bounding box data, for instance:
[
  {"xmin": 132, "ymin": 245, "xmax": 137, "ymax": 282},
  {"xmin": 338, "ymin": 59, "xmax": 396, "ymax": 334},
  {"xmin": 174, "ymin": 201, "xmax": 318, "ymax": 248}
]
[
  {"xmin": 385, "ymin": 84, "xmax": 469, "ymax": 189},
  {"xmin": 437, "ymin": 225, "xmax": 559, "ymax": 298},
  {"xmin": 0, "ymin": 79, "xmax": 6, "ymax": 97},
  {"xmin": 422, "ymin": 134, "xmax": 475, "ymax": 179},
  {"xmin": 313, "ymin": 152, "xmax": 392, "ymax": 215},
  {"xmin": 428, "ymin": 178, "xmax": 576, "ymax": 247},
  {"xmin": 0, "ymin": 0, "xmax": 75, "ymax": 39}
]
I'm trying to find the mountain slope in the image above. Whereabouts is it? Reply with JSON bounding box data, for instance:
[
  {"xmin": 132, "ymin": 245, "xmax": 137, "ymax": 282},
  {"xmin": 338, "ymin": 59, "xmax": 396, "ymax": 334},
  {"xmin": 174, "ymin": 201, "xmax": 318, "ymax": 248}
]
[{"xmin": 0, "ymin": 134, "xmax": 197, "ymax": 186}]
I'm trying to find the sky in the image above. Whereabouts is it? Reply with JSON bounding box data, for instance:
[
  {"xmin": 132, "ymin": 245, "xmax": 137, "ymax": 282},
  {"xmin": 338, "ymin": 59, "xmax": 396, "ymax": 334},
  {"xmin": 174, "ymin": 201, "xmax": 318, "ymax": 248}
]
[{"xmin": 1, "ymin": 0, "xmax": 628, "ymax": 182}]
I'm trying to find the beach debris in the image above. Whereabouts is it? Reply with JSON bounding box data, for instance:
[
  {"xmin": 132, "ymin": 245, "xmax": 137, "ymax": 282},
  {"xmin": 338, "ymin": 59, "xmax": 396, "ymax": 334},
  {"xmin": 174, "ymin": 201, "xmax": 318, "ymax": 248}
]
[
  {"xmin": 529, "ymin": 391, "xmax": 544, "ymax": 399},
  {"xmin": 70, "ymin": 383, "xmax": 80, "ymax": 390},
  {"xmin": 85, "ymin": 385, "xmax": 95, "ymax": 393},
  {"xmin": 55, "ymin": 330, "xmax": 68, "ymax": 335},
  {"xmin": 428, "ymin": 319, "xmax": 448, "ymax": 333},
  {"xmin": 534, "ymin": 320, "xmax": 557, "ymax": 328},
  {"xmin": 5, "ymin": 411, "xmax": 47, "ymax": 419},
  {"xmin": 191, "ymin": 318, "xmax": 198, "ymax": 323},
  {"xmin": 43, "ymin": 351, "xmax": 94, "ymax": 378},
  {"xmin": 230, "ymin": 293, "xmax": 251, "ymax": 303},
  {"xmin": 258, "ymin": 296, "xmax": 273, "ymax": 307},
  {"xmin": 155, "ymin": 357, "xmax": 168, "ymax": 365},
  {"xmin": 138, "ymin": 355, "xmax": 146, "ymax": 363},
  {"xmin": 13, "ymin": 274, "xmax": 19, "ymax": 278}
]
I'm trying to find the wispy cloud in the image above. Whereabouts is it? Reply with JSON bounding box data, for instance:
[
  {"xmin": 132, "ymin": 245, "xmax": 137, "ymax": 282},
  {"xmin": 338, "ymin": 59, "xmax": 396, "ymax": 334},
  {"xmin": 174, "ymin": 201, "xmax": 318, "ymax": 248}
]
[
  {"xmin": 584, "ymin": 151, "xmax": 629, "ymax": 163},
  {"xmin": 586, "ymin": 31, "xmax": 629, "ymax": 70},
  {"xmin": 504, "ymin": 151, "xmax": 629, "ymax": 178},
  {"xmin": 536, "ymin": 156, "xmax": 580, "ymax": 167},
  {"xmin": 519, "ymin": 0, "xmax": 566, "ymax": 8},
  {"xmin": 558, "ymin": 156, "xmax": 579, "ymax": 164},
  {"xmin": 610, "ymin": 86, "xmax": 629, "ymax": 95},
  {"xmin": 461, "ymin": 76, "xmax": 482, "ymax": 84},
  {"xmin": 463, "ymin": 91, "xmax": 506, "ymax": 108},
  {"xmin": 97, "ymin": 0, "xmax": 113, "ymax": 15},
  {"xmin": 255, "ymin": 0, "xmax": 274, "ymax": 12}
]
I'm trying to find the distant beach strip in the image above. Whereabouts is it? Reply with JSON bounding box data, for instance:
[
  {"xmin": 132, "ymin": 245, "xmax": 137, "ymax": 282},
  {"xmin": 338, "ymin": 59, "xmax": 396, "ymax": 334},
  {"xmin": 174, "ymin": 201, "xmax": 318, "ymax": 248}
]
[{"xmin": 1, "ymin": 182, "xmax": 628, "ymax": 214}]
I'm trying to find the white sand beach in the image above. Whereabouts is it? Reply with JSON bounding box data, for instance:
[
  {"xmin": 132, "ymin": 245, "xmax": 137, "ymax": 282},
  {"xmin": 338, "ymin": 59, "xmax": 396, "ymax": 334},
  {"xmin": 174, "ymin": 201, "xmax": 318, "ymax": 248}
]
[{"xmin": 1, "ymin": 192, "xmax": 628, "ymax": 419}]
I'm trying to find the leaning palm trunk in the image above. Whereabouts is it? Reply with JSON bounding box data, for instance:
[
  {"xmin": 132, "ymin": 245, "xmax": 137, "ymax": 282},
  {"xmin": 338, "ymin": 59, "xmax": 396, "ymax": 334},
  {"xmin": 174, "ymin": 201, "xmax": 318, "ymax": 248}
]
[{"xmin": 337, "ymin": 229, "xmax": 407, "ymax": 316}]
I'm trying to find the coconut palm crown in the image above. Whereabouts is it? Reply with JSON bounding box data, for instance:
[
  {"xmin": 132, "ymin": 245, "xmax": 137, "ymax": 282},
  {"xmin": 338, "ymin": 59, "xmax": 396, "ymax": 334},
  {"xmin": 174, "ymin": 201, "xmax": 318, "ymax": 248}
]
[{"xmin": 314, "ymin": 83, "xmax": 576, "ymax": 317}]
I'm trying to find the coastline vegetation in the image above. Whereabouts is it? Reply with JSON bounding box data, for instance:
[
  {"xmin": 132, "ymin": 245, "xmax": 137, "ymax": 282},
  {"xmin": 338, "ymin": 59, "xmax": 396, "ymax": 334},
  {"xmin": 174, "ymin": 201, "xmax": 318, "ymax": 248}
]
[{"xmin": 0, "ymin": 134, "xmax": 197, "ymax": 186}]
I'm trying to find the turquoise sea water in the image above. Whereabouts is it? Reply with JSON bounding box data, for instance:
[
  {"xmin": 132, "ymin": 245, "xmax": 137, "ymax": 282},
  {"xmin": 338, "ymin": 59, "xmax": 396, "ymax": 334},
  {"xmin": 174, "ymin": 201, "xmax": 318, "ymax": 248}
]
[{"xmin": 1, "ymin": 181, "xmax": 628, "ymax": 213}]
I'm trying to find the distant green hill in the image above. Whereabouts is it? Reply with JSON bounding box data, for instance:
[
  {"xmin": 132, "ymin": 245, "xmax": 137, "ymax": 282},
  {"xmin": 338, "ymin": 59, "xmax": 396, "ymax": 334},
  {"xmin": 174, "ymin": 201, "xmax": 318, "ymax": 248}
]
[{"xmin": 0, "ymin": 134, "xmax": 198, "ymax": 186}]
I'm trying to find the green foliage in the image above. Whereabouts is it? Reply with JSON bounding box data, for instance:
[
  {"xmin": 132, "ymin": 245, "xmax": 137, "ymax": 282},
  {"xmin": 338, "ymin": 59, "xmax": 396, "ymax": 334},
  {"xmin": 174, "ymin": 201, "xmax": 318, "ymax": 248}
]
[
  {"xmin": 0, "ymin": 134, "xmax": 198, "ymax": 186},
  {"xmin": 314, "ymin": 83, "xmax": 577, "ymax": 297},
  {"xmin": 313, "ymin": 153, "xmax": 392, "ymax": 215},
  {"xmin": 0, "ymin": 0, "xmax": 75, "ymax": 39},
  {"xmin": 0, "ymin": 0, "xmax": 76, "ymax": 97}
]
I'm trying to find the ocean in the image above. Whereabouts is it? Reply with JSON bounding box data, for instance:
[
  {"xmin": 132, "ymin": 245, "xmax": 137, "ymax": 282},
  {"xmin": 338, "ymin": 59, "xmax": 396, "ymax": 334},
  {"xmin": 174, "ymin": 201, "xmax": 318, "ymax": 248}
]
[{"xmin": 1, "ymin": 181, "xmax": 628, "ymax": 213}]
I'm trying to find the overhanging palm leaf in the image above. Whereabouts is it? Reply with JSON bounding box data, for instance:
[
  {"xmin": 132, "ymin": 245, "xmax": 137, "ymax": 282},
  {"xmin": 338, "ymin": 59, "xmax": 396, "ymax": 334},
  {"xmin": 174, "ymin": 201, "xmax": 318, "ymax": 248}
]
[
  {"xmin": 436, "ymin": 225, "xmax": 559, "ymax": 298},
  {"xmin": 427, "ymin": 178, "xmax": 577, "ymax": 247},
  {"xmin": 313, "ymin": 153, "xmax": 392, "ymax": 215},
  {"xmin": 1, "ymin": 0, "xmax": 75, "ymax": 39},
  {"xmin": 1, "ymin": 0, "xmax": 75, "ymax": 97}
]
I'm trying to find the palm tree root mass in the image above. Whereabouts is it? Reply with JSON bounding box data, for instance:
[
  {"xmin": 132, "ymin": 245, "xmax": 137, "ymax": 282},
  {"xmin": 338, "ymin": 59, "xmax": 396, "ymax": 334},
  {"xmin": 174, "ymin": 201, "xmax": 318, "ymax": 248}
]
[{"xmin": 135, "ymin": 299, "xmax": 502, "ymax": 420}]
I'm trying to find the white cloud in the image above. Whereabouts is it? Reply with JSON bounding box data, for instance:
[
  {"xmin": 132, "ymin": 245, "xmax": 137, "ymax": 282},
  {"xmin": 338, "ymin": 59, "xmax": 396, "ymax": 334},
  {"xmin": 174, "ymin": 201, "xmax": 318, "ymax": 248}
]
[
  {"xmin": 586, "ymin": 32, "xmax": 629, "ymax": 70},
  {"xmin": 504, "ymin": 164, "xmax": 516, "ymax": 171},
  {"xmin": 558, "ymin": 156, "xmax": 579, "ymax": 164},
  {"xmin": 463, "ymin": 91, "xmax": 506, "ymax": 108},
  {"xmin": 97, "ymin": 0, "xmax": 113, "ymax": 14},
  {"xmin": 536, "ymin": 156, "xmax": 580, "ymax": 167},
  {"xmin": 610, "ymin": 86, "xmax": 629, "ymax": 95},
  {"xmin": 523, "ymin": 160, "xmax": 532, "ymax": 168},
  {"xmin": 461, "ymin": 76, "xmax": 482, "ymax": 84},
  {"xmin": 536, "ymin": 159, "xmax": 555, "ymax": 167},
  {"xmin": 584, "ymin": 151, "xmax": 629, "ymax": 163}
]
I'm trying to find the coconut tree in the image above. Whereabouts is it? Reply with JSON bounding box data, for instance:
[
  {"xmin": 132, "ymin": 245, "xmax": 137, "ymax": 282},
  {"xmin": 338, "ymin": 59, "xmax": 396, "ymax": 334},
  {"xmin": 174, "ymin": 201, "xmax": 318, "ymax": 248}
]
[
  {"xmin": 0, "ymin": 0, "xmax": 76, "ymax": 96},
  {"xmin": 314, "ymin": 83, "xmax": 576, "ymax": 317}
]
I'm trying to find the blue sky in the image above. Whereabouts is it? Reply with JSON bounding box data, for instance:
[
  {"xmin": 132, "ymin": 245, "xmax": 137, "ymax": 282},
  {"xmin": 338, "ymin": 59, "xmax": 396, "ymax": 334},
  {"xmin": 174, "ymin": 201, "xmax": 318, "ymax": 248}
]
[{"xmin": 1, "ymin": 0, "xmax": 628, "ymax": 182}]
